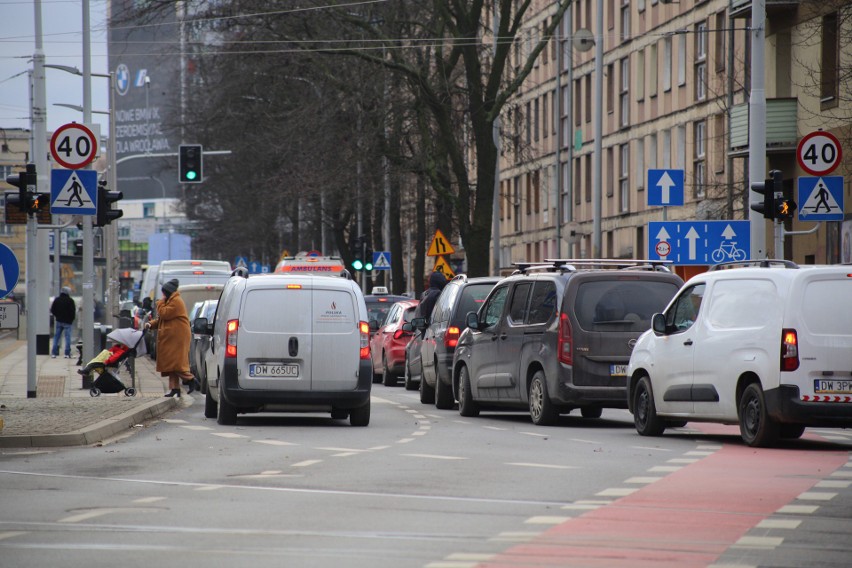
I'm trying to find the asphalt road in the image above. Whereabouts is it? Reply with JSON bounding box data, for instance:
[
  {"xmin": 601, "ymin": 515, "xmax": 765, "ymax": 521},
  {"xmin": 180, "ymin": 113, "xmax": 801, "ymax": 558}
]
[{"xmin": 1, "ymin": 384, "xmax": 851, "ymax": 568}]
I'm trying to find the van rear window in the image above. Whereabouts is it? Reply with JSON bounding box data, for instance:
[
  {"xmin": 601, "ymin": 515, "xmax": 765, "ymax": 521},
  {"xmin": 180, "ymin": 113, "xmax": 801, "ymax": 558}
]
[
  {"xmin": 574, "ymin": 280, "xmax": 680, "ymax": 332},
  {"xmin": 451, "ymin": 284, "xmax": 495, "ymax": 326},
  {"xmin": 802, "ymin": 280, "xmax": 852, "ymax": 335}
]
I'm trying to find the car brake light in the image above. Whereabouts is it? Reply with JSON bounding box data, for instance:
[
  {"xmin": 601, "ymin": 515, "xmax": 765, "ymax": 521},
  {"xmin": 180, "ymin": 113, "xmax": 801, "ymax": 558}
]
[
  {"xmin": 445, "ymin": 326, "xmax": 460, "ymax": 348},
  {"xmin": 781, "ymin": 328, "xmax": 799, "ymax": 372},
  {"xmin": 359, "ymin": 321, "xmax": 370, "ymax": 359},
  {"xmin": 393, "ymin": 329, "xmax": 406, "ymax": 340},
  {"xmin": 225, "ymin": 319, "xmax": 239, "ymax": 358},
  {"xmin": 557, "ymin": 312, "xmax": 573, "ymax": 365}
]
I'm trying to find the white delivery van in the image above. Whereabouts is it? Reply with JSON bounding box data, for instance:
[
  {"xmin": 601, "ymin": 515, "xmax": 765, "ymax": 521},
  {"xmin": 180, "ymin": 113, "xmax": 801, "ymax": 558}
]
[
  {"xmin": 155, "ymin": 259, "xmax": 232, "ymax": 301},
  {"xmin": 194, "ymin": 270, "xmax": 372, "ymax": 426},
  {"xmin": 627, "ymin": 260, "xmax": 852, "ymax": 447}
]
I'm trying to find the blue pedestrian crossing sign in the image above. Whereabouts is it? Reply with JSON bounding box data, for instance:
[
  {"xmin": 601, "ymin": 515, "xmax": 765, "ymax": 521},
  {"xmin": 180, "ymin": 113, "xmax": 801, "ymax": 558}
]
[
  {"xmin": 798, "ymin": 176, "xmax": 844, "ymax": 221},
  {"xmin": 0, "ymin": 242, "xmax": 20, "ymax": 299},
  {"xmin": 649, "ymin": 220, "xmax": 750, "ymax": 265},
  {"xmin": 51, "ymin": 169, "xmax": 97, "ymax": 215},
  {"xmin": 647, "ymin": 169, "xmax": 685, "ymax": 206},
  {"xmin": 373, "ymin": 251, "xmax": 391, "ymax": 270}
]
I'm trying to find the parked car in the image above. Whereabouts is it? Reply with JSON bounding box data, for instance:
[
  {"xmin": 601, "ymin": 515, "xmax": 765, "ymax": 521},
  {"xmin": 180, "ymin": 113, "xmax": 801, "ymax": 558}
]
[
  {"xmin": 194, "ymin": 269, "xmax": 372, "ymax": 426},
  {"xmin": 369, "ymin": 299, "xmax": 419, "ymax": 386},
  {"xmin": 453, "ymin": 259, "xmax": 683, "ymax": 425},
  {"xmin": 190, "ymin": 299, "xmax": 218, "ymax": 392},
  {"xmin": 627, "ymin": 260, "xmax": 852, "ymax": 447},
  {"xmin": 364, "ymin": 287, "xmax": 410, "ymax": 335},
  {"xmin": 410, "ymin": 275, "xmax": 500, "ymax": 407}
]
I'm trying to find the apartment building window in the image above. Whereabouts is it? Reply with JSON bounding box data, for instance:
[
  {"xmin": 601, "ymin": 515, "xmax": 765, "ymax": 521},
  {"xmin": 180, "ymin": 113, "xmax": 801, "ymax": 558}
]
[
  {"xmin": 608, "ymin": 0, "xmax": 615, "ymax": 31},
  {"xmin": 574, "ymin": 79, "xmax": 582, "ymax": 126},
  {"xmin": 620, "ymin": 56, "xmax": 630, "ymax": 127},
  {"xmin": 695, "ymin": 21, "xmax": 708, "ymax": 101},
  {"xmin": 676, "ymin": 125, "xmax": 686, "ymax": 170},
  {"xmin": 562, "ymin": 88, "xmax": 570, "ymax": 144},
  {"xmin": 713, "ymin": 113, "xmax": 725, "ymax": 173},
  {"xmin": 662, "ymin": 130, "xmax": 671, "ymax": 169},
  {"xmin": 500, "ymin": 180, "xmax": 506, "ymax": 221},
  {"xmin": 525, "ymin": 101, "xmax": 532, "ymax": 146},
  {"xmin": 575, "ymin": 157, "xmax": 582, "ymax": 205},
  {"xmin": 663, "ymin": 37, "xmax": 672, "ymax": 92},
  {"xmin": 694, "ymin": 120, "xmax": 706, "ymax": 198},
  {"xmin": 534, "ymin": 97, "xmax": 540, "ymax": 142},
  {"xmin": 585, "ymin": 75, "xmax": 592, "ymax": 123},
  {"xmin": 542, "ymin": 20, "xmax": 549, "ymax": 64},
  {"xmin": 648, "ymin": 133, "xmax": 658, "ymax": 169},
  {"xmin": 677, "ymin": 33, "xmax": 686, "ymax": 86},
  {"xmin": 533, "ymin": 170, "xmax": 540, "ymax": 213},
  {"xmin": 638, "ymin": 0, "xmax": 645, "ymax": 12},
  {"xmin": 513, "ymin": 177, "xmax": 521, "ymax": 232},
  {"xmin": 620, "ymin": 143, "xmax": 630, "ymax": 212},
  {"xmin": 636, "ymin": 137, "xmax": 645, "ymax": 190},
  {"xmin": 585, "ymin": 0, "xmax": 592, "ymax": 29},
  {"xmin": 542, "ymin": 94, "xmax": 548, "ymax": 140},
  {"xmin": 607, "ymin": 63, "xmax": 615, "ymax": 114},
  {"xmin": 821, "ymin": 12, "xmax": 839, "ymax": 103},
  {"xmin": 585, "ymin": 154, "xmax": 592, "ymax": 203},
  {"xmin": 575, "ymin": 0, "xmax": 582, "ymax": 33},
  {"xmin": 621, "ymin": 0, "xmax": 631, "ymax": 42},
  {"xmin": 143, "ymin": 202, "xmax": 156, "ymax": 218},
  {"xmin": 526, "ymin": 173, "xmax": 532, "ymax": 215},
  {"xmin": 636, "ymin": 49, "xmax": 645, "ymax": 101},
  {"xmin": 606, "ymin": 147, "xmax": 614, "ymax": 197},
  {"xmin": 715, "ymin": 12, "xmax": 726, "ymax": 73},
  {"xmin": 649, "ymin": 43, "xmax": 658, "ymax": 97}
]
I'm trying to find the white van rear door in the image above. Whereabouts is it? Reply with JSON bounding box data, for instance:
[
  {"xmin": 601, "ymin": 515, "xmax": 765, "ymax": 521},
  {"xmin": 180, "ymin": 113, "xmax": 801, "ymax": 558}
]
[
  {"xmin": 238, "ymin": 286, "xmax": 313, "ymax": 391},
  {"xmin": 311, "ymin": 284, "xmax": 361, "ymax": 391}
]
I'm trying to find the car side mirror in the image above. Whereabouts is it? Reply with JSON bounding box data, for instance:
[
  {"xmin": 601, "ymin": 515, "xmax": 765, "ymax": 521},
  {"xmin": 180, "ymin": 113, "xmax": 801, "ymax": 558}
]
[
  {"xmin": 651, "ymin": 313, "xmax": 667, "ymax": 335},
  {"xmin": 466, "ymin": 311, "xmax": 480, "ymax": 330},
  {"xmin": 401, "ymin": 321, "xmax": 413, "ymax": 332},
  {"xmin": 411, "ymin": 317, "xmax": 427, "ymax": 331},
  {"xmin": 369, "ymin": 319, "xmax": 380, "ymax": 331},
  {"xmin": 193, "ymin": 317, "xmax": 211, "ymax": 335}
]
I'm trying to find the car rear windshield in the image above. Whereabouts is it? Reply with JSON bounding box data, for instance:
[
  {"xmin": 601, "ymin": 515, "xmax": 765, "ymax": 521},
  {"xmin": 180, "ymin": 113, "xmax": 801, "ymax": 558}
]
[
  {"xmin": 574, "ymin": 279, "xmax": 680, "ymax": 332},
  {"xmin": 451, "ymin": 283, "xmax": 494, "ymax": 326},
  {"xmin": 802, "ymin": 279, "xmax": 852, "ymax": 335}
]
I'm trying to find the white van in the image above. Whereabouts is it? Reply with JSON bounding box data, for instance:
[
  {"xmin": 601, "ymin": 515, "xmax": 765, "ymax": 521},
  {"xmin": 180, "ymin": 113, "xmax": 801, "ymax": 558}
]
[
  {"xmin": 194, "ymin": 270, "xmax": 373, "ymax": 426},
  {"xmin": 155, "ymin": 259, "xmax": 232, "ymax": 301},
  {"xmin": 627, "ymin": 260, "xmax": 852, "ymax": 447},
  {"xmin": 139, "ymin": 265, "xmax": 160, "ymax": 302}
]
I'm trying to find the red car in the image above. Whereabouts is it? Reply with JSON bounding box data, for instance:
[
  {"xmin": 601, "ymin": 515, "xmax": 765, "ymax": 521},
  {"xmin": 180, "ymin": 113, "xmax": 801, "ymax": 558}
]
[{"xmin": 370, "ymin": 299, "xmax": 419, "ymax": 387}]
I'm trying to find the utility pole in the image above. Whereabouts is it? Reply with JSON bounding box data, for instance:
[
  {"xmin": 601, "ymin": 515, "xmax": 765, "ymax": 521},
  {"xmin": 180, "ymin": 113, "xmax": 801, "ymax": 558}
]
[
  {"xmin": 32, "ymin": 0, "xmax": 50, "ymax": 358},
  {"xmin": 80, "ymin": 0, "xmax": 95, "ymax": 363},
  {"xmin": 748, "ymin": 0, "xmax": 767, "ymax": 259}
]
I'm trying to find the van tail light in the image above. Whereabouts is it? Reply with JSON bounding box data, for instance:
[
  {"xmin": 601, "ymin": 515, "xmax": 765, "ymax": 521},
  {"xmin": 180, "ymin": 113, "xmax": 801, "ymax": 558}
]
[
  {"xmin": 445, "ymin": 326, "xmax": 461, "ymax": 348},
  {"xmin": 393, "ymin": 329, "xmax": 408, "ymax": 340},
  {"xmin": 359, "ymin": 321, "xmax": 370, "ymax": 359},
  {"xmin": 781, "ymin": 328, "xmax": 799, "ymax": 372},
  {"xmin": 225, "ymin": 319, "xmax": 239, "ymax": 358},
  {"xmin": 557, "ymin": 312, "xmax": 573, "ymax": 365}
]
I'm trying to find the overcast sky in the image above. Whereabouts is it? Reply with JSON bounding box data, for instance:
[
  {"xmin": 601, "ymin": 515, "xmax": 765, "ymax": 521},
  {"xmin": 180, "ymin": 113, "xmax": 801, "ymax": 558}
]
[{"xmin": 1, "ymin": 0, "xmax": 110, "ymax": 136}]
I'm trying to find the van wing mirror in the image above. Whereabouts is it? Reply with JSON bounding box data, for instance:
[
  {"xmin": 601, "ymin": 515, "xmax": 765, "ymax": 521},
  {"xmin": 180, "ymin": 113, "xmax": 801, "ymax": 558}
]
[
  {"xmin": 466, "ymin": 311, "xmax": 480, "ymax": 330},
  {"xmin": 193, "ymin": 317, "xmax": 211, "ymax": 335},
  {"xmin": 651, "ymin": 313, "xmax": 667, "ymax": 335},
  {"xmin": 401, "ymin": 321, "xmax": 413, "ymax": 332},
  {"xmin": 411, "ymin": 317, "xmax": 427, "ymax": 330},
  {"xmin": 369, "ymin": 319, "xmax": 380, "ymax": 332}
]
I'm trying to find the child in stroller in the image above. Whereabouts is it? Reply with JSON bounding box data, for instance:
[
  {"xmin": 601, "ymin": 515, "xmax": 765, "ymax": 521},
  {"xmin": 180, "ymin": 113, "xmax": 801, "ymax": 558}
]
[{"xmin": 77, "ymin": 331, "xmax": 142, "ymax": 397}]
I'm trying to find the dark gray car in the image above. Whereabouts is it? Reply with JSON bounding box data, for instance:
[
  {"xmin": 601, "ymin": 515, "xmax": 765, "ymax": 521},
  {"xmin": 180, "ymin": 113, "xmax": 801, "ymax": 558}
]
[{"xmin": 453, "ymin": 260, "xmax": 682, "ymax": 425}]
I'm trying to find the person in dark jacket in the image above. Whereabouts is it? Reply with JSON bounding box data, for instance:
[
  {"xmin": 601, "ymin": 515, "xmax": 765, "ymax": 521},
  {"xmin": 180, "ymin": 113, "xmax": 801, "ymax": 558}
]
[
  {"xmin": 50, "ymin": 286, "xmax": 76, "ymax": 358},
  {"xmin": 414, "ymin": 271, "xmax": 448, "ymax": 323}
]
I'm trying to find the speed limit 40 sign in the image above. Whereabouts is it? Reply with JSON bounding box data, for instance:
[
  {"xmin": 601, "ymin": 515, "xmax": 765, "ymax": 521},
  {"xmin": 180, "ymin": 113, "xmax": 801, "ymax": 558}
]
[
  {"xmin": 50, "ymin": 123, "xmax": 98, "ymax": 169},
  {"xmin": 797, "ymin": 131, "xmax": 842, "ymax": 176}
]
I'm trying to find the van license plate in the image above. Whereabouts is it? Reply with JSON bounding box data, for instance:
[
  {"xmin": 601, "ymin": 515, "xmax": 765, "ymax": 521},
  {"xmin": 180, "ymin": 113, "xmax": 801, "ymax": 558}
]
[
  {"xmin": 814, "ymin": 380, "xmax": 852, "ymax": 394},
  {"xmin": 610, "ymin": 365, "xmax": 628, "ymax": 377},
  {"xmin": 249, "ymin": 364, "xmax": 299, "ymax": 378}
]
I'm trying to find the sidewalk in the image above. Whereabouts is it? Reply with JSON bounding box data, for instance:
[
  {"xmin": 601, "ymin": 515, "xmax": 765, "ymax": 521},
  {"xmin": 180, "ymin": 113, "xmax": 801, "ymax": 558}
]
[{"xmin": 0, "ymin": 338, "xmax": 186, "ymax": 448}]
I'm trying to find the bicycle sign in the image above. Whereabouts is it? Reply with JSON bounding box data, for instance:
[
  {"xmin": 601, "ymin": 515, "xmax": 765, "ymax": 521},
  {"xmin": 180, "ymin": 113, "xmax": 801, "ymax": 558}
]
[{"xmin": 649, "ymin": 220, "xmax": 750, "ymax": 265}]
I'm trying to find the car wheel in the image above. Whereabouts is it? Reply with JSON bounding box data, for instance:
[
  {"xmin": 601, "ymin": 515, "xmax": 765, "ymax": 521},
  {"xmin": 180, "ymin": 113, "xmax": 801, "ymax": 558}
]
[
  {"xmin": 217, "ymin": 393, "xmax": 237, "ymax": 426},
  {"xmin": 372, "ymin": 359, "xmax": 382, "ymax": 384},
  {"xmin": 779, "ymin": 424, "xmax": 806, "ymax": 439},
  {"xmin": 435, "ymin": 361, "xmax": 454, "ymax": 410},
  {"xmin": 529, "ymin": 370, "xmax": 558, "ymax": 426},
  {"xmin": 457, "ymin": 365, "xmax": 479, "ymax": 417},
  {"xmin": 403, "ymin": 357, "xmax": 418, "ymax": 391},
  {"xmin": 349, "ymin": 400, "xmax": 370, "ymax": 427},
  {"xmin": 382, "ymin": 354, "xmax": 397, "ymax": 387},
  {"xmin": 419, "ymin": 368, "xmax": 435, "ymax": 404},
  {"xmin": 633, "ymin": 376, "xmax": 666, "ymax": 436},
  {"xmin": 738, "ymin": 382, "xmax": 779, "ymax": 447},
  {"xmin": 580, "ymin": 406, "xmax": 602, "ymax": 419},
  {"xmin": 204, "ymin": 387, "xmax": 217, "ymax": 419}
]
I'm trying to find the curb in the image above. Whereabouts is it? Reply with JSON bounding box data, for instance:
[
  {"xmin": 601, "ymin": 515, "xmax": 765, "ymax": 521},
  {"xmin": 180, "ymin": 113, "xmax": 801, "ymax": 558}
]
[{"xmin": 0, "ymin": 397, "xmax": 181, "ymax": 448}]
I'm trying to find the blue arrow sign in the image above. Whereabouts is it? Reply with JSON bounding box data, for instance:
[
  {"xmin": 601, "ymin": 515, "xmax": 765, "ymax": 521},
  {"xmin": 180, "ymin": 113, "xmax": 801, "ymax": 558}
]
[
  {"xmin": 50, "ymin": 169, "xmax": 97, "ymax": 215},
  {"xmin": 0, "ymin": 242, "xmax": 21, "ymax": 299},
  {"xmin": 649, "ymin": 221, "xmax": 750, "ymax": 265},
  {"xmin": 798, "ymin": 176, "xmax": 844, "ymax": 221},
  {"xmin": 647, "ymin": 169, "xmax": 684, "ymax": 206},
  {"xmin": 372, "ymin": 251, "xmax": 391, "ymax": 270}
]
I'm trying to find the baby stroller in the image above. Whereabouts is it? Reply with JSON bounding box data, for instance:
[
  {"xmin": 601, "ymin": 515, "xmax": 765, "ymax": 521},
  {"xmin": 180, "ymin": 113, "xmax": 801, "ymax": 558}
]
[{"xmin": 78, "ymin": 328, "xmax": 146, "ymax": 397}]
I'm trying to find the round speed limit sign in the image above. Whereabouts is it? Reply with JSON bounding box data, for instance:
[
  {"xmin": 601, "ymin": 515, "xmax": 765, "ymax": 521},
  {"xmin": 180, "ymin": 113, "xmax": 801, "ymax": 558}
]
[
  {"xmin": 50, "ymin": 123, "xmax": 98, "ymax": 169},
  {"xmin": 797, "ymin": 131, "xmax": 842, "ymax": 176}
]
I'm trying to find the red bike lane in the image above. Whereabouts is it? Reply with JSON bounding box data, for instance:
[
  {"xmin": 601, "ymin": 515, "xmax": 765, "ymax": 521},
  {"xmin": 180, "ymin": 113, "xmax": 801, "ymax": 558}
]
[{"xmin": 479, "ymin": 429, "xmax": 849, "ymax": 567}]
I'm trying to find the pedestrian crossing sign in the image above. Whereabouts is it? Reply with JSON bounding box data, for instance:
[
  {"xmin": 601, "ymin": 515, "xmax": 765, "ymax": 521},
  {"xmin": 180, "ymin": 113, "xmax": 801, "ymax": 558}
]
[
  {"xmin": 50, "ymin": 169, "xmax": 97, "ymax": 215},
  {"xmin": 798, "ymin": 176, "xmax": 844, "ymax": 221},
  {"xmin": 372, "ymin": 251, "xmax": 391, "ymax": 270}
]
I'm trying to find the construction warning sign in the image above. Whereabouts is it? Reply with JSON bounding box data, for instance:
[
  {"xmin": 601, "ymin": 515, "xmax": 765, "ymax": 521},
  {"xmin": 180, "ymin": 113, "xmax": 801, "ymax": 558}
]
[
  {"xmin": 432, "ymin": 256, "xmax": 455, "ymax": 279},
  {"xmin": 427, "ymin": 229, "xmax": 455, "ymax": 257}
]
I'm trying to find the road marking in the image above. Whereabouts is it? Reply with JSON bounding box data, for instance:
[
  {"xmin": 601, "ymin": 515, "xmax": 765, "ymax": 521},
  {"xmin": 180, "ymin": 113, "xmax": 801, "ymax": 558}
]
[
  {"xmin": 570, "ymin": 438, "xmax": 600, "ymax": 444},
  {"xmin": 133, "ymin": 497, "xmax": 166, "ymax": 504},
  {"xmin": 402, "ymin": 453, "xmax": 467, "ymax": 460},
  {"xmin": 212, "ymin": 432, "xmax": 248, "ymax": 439},
  {"xmin": 425, "ymin": 563, "xmax": 477, "ymax": 568},
  {"xmin": 0, "ymin": 532, "xmax": 27, "ymax": 540},
  {"xmin": 631, "ymin": 445, "xmax": 673, "ymax": 451},
  {"xmin": 419, "ymin": 425, "xmax": 432, "ymax": 430},
  {"xmin": 396, "ymin": 438, "xmax": 414, "ymax": 443},
  {"xmin": 816, "ymin": 479, "xmax": 851, "ymax": 488},
  {"xmin": 624, "ymin": 476, "xmax": 662, "ymax": 484},
  {"xmin": 735, "ymin": 535, "xmax": 784, "ymax": 548},
  {"xmin": 412, "ymin": 431, "xmax": 427, "ymax": 436},
  {"xmin": 368, "ymin": 445, "xmax": 390, "ymax": 451},
  {"xmin": 483, "ymin": 426, "xmax": 507, "ymax": 431},
  {"xmin": 371, "ymin": 396, "xmax": 394, "ymax": 404},
  {"xmin": 757, "ymin": 519, "xmax": 801, "ymax": 529},
  {"xmin": 181, "ymin": 425, "xmax": 212, "ymax": 431},
  {"xmin": 797, "ymin": 491, "xmax": 837, "ymax": 501},
  {"xmin": 648, "ymin": 465, "xmax": 682, "ymax": 473},
  {"xmin": 446, "ymin": 553, "xmax": 495, "ymax": 561},
  {"xmin": 561, "ymin": 503, "xmax": 603, "ymax": 510},
  {"xmin": 777, "ymin": 505, "xmax": 819, "ymax": 514},
  {"xmin": 195, "ymin": 485, "xmax": 225, "ymax": 491},
  {"xmin": 58, "ymin": 510, "xmax": 112, "ymax": 523},
  {"xmin": 333, "ymin": 452, "xmax": 359, "ymax": 457},
  {"xmin": 405, "ymin": 409, "xmax": 418, "ymax": 413},
  {"xmin": 525, "ymin": 516, "xmax": 570, "ymax": 525},
  {"xmin": 317, "ymin": 447, "xmax": 366, "ymax": 453},
  {"xmin": 506, "ymin": 462, "xmax": 578, "ymax": 470},
  {"xmin": 668, "ymin": 458, "xmax": 700, "ymax": 464},
  {"xmin": 520, "ymin": 431, "xmax": 549, "ymax": 438},
  {"xmin": 830, "ymin": 470, "xmax": 852, "ymax": 478},
  {"xmin": 291, "ymin": 460, "xmax": 322, "ymax": 468},
  {"xmin": 253, "ymin": 439, "xmax": 297, "ymax": 446},
  {"xmin": 413, "ymin": 414, "xmax": 427, "ymax": 420},
  {"xmin": 489, "ymin": 531, "xmax": 540, "ymax": 542},
  {"xmin": 419, "ymin": 420, "xmax": 431, "ymax": 425},
  {"xmin": 696, "ymin": 445, "xmax": 723, "ymax": 450},
  {"xmin": 426, "ymin": 414, "xmax": 441, "ymax": 419},
  {"xmin": 685, "ymin": 450, "xmax": 716, "ymax": 456},
  {"xmin": 161, "ymin": 418, "xmax": 188, "ymax": 424},
  {"xmin": 596, "ymin": 487, "xmax": 639, "ymax": 497}
]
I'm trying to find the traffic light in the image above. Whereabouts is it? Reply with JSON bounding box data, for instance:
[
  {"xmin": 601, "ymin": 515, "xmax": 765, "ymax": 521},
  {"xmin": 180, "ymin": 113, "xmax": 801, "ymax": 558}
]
[
  {"xmin": 5, "ymin": 163, "xmax": 39, "ymax": 215},
  {"xmin": 774, "ymin": 174, "xmax": 797, "ymax": 222},
  {"xmin": 179, "ymin": 144, "xmax": 203, "ymax": 183},
  {"xmin": 95, "ymin": 180, "xmax": 124, "ymax": 226},
  {"xmin": 364, "ymin": 247, "xmax": 373, "ymax": 271},
  {"xmin": 749, "ymin": 175, "xmax": 775, "ymax": 221},
  {"xmin": 350, "ymin": 235, "xmax": 366, "ymax": 271}
]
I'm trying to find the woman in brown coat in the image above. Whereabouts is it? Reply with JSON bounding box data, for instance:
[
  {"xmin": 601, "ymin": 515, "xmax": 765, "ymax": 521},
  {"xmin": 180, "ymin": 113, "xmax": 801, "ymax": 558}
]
[{"xmin": 146, "ymin": 279, "xmax": 195, "ymax": 397}]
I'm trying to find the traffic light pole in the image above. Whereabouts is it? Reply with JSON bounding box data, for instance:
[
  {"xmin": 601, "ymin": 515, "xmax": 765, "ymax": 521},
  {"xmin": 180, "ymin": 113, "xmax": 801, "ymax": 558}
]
[{"xmin": 25, "ymin": 184, "xmax": 38, "ymax": 398}]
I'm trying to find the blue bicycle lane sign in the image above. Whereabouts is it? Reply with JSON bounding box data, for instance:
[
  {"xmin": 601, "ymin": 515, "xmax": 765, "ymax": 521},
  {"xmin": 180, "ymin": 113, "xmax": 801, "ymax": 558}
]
[{"xmin": 648, "ymin": 221, "xmax": 751, "ymax": 265}]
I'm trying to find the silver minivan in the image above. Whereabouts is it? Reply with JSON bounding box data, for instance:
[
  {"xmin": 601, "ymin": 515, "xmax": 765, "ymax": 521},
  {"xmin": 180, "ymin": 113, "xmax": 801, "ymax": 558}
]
[{"xmin": 194, "ymin": 270, "xmax": 373, "ymax": 426}]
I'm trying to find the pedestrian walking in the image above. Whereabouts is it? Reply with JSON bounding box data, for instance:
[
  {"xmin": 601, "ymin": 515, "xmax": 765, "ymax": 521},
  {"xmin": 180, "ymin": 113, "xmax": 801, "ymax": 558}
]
[
  {"xmin": 145, "ymin": 279, "xmax": 196, "ymax": 397},
  {"xmin": 50, "ymin": 286, "xmax": 76, "ymax": 358}
]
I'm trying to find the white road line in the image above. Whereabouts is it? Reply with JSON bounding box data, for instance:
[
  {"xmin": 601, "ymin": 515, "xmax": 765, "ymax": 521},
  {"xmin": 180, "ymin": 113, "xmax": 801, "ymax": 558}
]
[
  {"xmin": 368, "ymin": 445, "xmax": 390, "ymax": 451},
  {"xmin": 316, "ymin": 447, "xmax": 366, "ymax": 453},
  {"xmin": 506, "ymin": 462, "xmax": 579, "ymax": 470},
  {"xmin": 291, "ymin": 460, "xmax": 322, "ymax": 468},
  {"xmin": 684, "ymin": 450, "xmax": 715, "ymax": 456},
  {"xmin": 561, "ymin": 503, "xmax": 603, "ymax": 510},
  {"xmin": 0, "ymin": 532, "xmax": 27, "ymax": 540},
  {"xmin": 333, "ymin": 452, "xmax": 359, "ymax": 457},
  {"xmin": 446, "ymin": 553, "xmax": 495, "ymax": 561},
  {"xmin": 402, "ymin": 453, "xmax": 467, "ymax": 460},
  {"xmin": 520, "ymin": 431, "xmax": 549, "ymax": 438},
  {"xmin": 668, "ymin": 458, "xmax": 700, "ymax": 464},
  {"xmin": 696, "ymin": 445, "xmax": 723, "ymax": 450},
  {"xmin": 413, "ymin": 414, "xmax": 427, "ymax": 420},
  {"xmin": 624, "ymin": 476, "xmax": 662, "ymax": 484},
  {"xmin": 525, "ymin": 516, "xmax": 570, "ymax": 525},
  {"xmin": 649, "ymin": 465, "xmax": 682, "ymax": 473},
  {"xmin": 252, "ymin": 439, "xmax": 297, "ymax": 446},
  {"xmin": 830, "ymin": 470, "xmax": 852, "ymax": 478},
  {"xmin": 424, "ymin": 563, "xmax": 478, "ymax": 568},
  {"xmin": 489, "ymin": 531, "xmax": 540, "ymax": 542},
  {"xmin": 58, "ymin": 510, "xmax": 113, "ymax": 523},
  {"xmin": 132, "ymin": 496, "xmax": 166, "ymax": 504},
  {"xmin": 195, "ymin": 485, "xmax": 225, "ymax": 491},
  {"xmin": 412, "ymin": 431, "xmax": 427, "ymax": 436},
  {"xmin": 570, "ymin": 438, "xmax": 600, "ymax": 444},
  {"xmin": 419, "ymin": 425, "xmax": 432, "ymax": 430},
  {"xmin": 426, "ymin": 414, "xmax": 441, "ymax": 419},
  {"xmin": 483, "ymin": 426, "xmax": 507, "ymax": 431},
  {"xmin": 815, "ymin": 480, "xmax": 852, "ymax": 488},
  {"xmin": 797, "ymin": 491, "xmax": 837, "ymax": 501},
  {"xmin": 211, "ymin": 432, "xmax": 248, "ymax": 439},
  {"xmin": 777, "ymin": 505, "xmax": 819, "ymax": 514},
  {"xmin": 181, "ymin": 425, "xmax": 213, "ymax": 431},
  {"xmin": 396, "ymin": 438, "xmax": 414, "ymax": 444},
  {"xmin": 419, "ymin": 420, "xmax": 431, "ymax": 425},
  {"xmin": 405, "ymin": 409, "xmax": 418, "ymax": 414},
  {"xmin": 371, "ymin": 396, "xmax": 394, "ymax": 404},
  {"xmin": 757, "ymin": 519, "xmax": 801, "ymax": 529},
  {"xmin": 735, "ymin": 536, "xmax": 784, "ymax": 548},
  {"xmin": 576, "ymin": 500, "xmax": 613, "ymax": 505},
  {"xmin": 596, "ymin": 488, "xmax": 638, "ymax": 497},
  {"xmin": 631, "ymin": 446, "xmax": 673, "ymax": 452}
]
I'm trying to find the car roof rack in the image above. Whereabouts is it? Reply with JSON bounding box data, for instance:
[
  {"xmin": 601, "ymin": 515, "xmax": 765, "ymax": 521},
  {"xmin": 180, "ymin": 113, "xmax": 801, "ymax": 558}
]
[
  {"xmin": 709, "ymin": 259, "xmax": 800, "ymax": 271},
  {"xmin": 511, "ymin": 258, "xmax": 673, "ymax": 275}
]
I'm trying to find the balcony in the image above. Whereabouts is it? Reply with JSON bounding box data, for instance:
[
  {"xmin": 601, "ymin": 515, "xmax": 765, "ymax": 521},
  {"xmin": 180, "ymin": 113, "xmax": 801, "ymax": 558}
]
[
  {"xmin": 729, "ymin": 98, "xmax": 798, "ymax": 157},
  {"xmin": 730, "ymin": 0, "xmax": 800, "ymax": 19}
]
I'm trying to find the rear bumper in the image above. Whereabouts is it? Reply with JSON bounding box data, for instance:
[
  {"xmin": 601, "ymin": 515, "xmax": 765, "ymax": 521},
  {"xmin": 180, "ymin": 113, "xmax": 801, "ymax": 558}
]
[
  {"xmin": 551, "ymin": 365, "xmax": 629, "ymax": 409},
  {"xmin": 766, "ymin": 385, "xmax": 852, "ymax": 427},
  {"xmin": 219, "ymin": 359, "xmax": 372, "ymax": 410}
]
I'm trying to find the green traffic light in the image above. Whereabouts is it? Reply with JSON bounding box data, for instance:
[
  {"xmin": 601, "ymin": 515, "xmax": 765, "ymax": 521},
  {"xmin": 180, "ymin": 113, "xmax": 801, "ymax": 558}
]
[
  {"xmin": 351, "ymin": 259, "xmax": 364, "ymax": 270},
  {"xmin": 364, "ymin": 262, "xmax": 373, "ymax": 271},
  {"xmin": 185, "ymin": 170, "xmax": 197, "ymax": 181}
]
